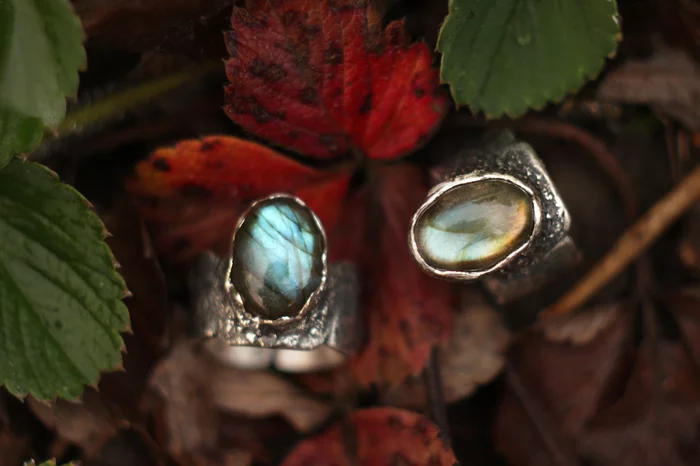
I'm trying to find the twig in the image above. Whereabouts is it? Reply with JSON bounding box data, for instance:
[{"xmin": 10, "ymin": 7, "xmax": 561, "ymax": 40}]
[
  {"xmin": 541, "ymin": 163, "xmax": 700, "ymax": 320},
  {"xmin": 32, "ymin": 61, "xmax": 222, "ymax": 161},
  {"xmin": 422, "ymin": 347, "xmax": 452, "ymax": 447}
]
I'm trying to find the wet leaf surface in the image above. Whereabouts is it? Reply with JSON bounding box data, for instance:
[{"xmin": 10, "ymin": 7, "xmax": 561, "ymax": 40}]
[
  {"xmin": 438, "ymin": 0, "xmax": 619, "ymax": 117},
  {"xmin": 224, "ymin": 0, "xmax": 449, "ymax": 159},
  {"xmin": 0, "ymin": 160, "xmax": 129, "ymax": 400}
]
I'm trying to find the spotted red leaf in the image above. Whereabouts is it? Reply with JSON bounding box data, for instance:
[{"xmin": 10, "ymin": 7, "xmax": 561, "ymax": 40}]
[
  {"xmin": 352, "ymin": 165, "xmax": 454, "ymax": 386},
  {"xmin": 281, "ymin": 407, "xmax": 457, "ymax": 466},
  {"xmin": 127, "ymin": 135, "xmax": 350, "ymax": 261},
  {"xmin": 224, "ymin": 0, "xmax": 449, "ymax": 160}
]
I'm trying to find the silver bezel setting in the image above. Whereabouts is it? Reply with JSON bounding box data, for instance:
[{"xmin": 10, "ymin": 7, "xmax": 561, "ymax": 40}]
[
  {"xmin": 409, "ymin": 173, "xmax": 543, "ymax": 280},
  {"xmin": 228, "ymin": 193, "xmax": 328, "ymax": 326}
]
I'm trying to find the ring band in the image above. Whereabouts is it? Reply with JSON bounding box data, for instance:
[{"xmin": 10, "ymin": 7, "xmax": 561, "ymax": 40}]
[
  {"xmin": 190, "ymin": 194, "xmax": 361, "ymax": 372},
  {"xmin": 409, "ymin": 130, "xmax": 580, "ymax": 303}
]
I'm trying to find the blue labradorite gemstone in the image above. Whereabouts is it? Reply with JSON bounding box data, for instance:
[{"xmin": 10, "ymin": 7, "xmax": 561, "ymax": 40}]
[
  {"xmin": 231, "ymin": 198, "xmax": 325, "ymax": 319},
  {"xmin": 414, "ymin": 180, "xmax": 535, "ymax": 271}
]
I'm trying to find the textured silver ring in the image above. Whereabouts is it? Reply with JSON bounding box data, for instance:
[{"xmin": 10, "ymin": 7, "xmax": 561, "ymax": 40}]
[
  {"xmin": 409, "ymin": 130, "xmax": 580, "ymax": 303},
  {"xmin": 190, "ymin": 194, "xmax": 361, "ymax": 372}
]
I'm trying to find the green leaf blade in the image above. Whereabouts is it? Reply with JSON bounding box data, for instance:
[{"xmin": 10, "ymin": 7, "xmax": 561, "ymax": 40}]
[
  {"xmin": 0, "ymin": 0, "xmax": 85, "ymax": 162},
  {"xmin": 438, "ymin": 0, "xmax": 620, "ymax": 117},
  {"xmin": 0, "ymin": 159, "xmax": 129, "ymax": 400}
]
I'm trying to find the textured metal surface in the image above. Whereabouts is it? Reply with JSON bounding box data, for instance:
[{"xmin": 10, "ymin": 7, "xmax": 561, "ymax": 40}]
[
  {"xmin": 191, "ymin": 253, "xmax": 361, "ymax": 353},
  {"xmin": 411, "ymin": 130, "xmax": 579, "ymax": 303}
]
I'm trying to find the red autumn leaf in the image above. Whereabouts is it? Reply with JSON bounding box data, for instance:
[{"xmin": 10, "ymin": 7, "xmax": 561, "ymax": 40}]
[
  {"xmin": 327, "ymin": 187, "xmax": 369, "ymax": 264},
  {"xmin": 281, "ymin": 407, "xmax": 457, "ymax": 466},
  {"xmin": 127, "ymin": 135, "xmax": 350, "ymax": 261},
  {"xmin": 224, "ymin": 0, "xmax": 448, "ymax": 160},
  {"xmin": 352, "ymin": 165, "xmax": 454, "ymax": 386}
]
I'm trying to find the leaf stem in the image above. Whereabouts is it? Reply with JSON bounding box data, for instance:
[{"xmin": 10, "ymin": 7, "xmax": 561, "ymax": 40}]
[
  {"xmin": 541, "ymin": 163, "xmax": 700, "ymax": 320},
  {"xmin": 52, "ymin": 61, "xmax": 222, "ymax": 139}
]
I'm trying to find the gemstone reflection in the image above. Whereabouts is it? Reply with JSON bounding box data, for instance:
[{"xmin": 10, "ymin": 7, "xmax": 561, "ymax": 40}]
[
  {"xmin": 232, "ymin": 197, "xmax": 325, "ymax": 319},
  {"xmin": 414, "ymin": 180, "xmax": 535, "ymax": 272}
]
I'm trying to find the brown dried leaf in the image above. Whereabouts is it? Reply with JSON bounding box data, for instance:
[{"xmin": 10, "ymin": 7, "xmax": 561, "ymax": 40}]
[
  {"xmin": 383, "ymin": 287, "xmax": 509, "ymax": 408},
  {"xmin": 79, "ymin": 429, "xmax": 160, "ymax": 466},
  {"xmin": 143, "ymin": 341, "xmax": 218, "ymax": 457},
  {"xmin": 144, "ymin": 340, "xmax": 331, "ymax": 459},
  {"xmin": 578, "ymin": 343, "xmax": 700, "ymax": 465},
  {"xmin": 0, "ymin": 429, "xmax": 31, "ymax": 466},
  {"xmin": 28, "ymin": 392, "xmax": 125, "ymax": 459},
  {"xmin": 189, "ymin": 449, "xmax": 253, "ymax": 466},
  {"xmin": 667, "ymin": 287, "xmax": 700, "ymax": 369},
  {"xmin": 598, "ymin": 42, "xmax": 700, "ymax": 130},
  {"xmin": 208, "ymin": 358, "xmax": 332, "ymax": 431},
  {"xmin": 494, "ymin": 310, "xmax": 632, "ymax": 466},
  {"xmin": 543, "ymin": 302, "xmax": 622, "ymax": 345}
]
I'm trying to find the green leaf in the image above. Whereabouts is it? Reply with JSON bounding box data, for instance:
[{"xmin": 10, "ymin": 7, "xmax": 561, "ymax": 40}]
[
  {"xmin": 0, "ymin": 0, "xmax": 85, "ymax": 165},
  {"xmin": 0, "ymin": 158, "xmax": 129, "ymax": 400},
  {"xmin": 437, "ymin": 0, "xmax": 620, "ymax": 117}
]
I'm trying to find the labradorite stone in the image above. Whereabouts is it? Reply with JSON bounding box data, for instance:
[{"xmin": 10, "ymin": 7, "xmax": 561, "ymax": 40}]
[
  {"xmin": 231, "ymin": 198, "xmax": 325, "ymax": 319},
  {"xmin": 414, "ymin": 180, "xmax": 535, "ymax": 271}
]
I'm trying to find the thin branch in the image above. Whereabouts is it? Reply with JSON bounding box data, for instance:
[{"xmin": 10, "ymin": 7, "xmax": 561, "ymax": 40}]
[
  {"xmin": 33, "ymin": 61, "xmax": 222, "ymax": 159},
  {"xmin": 542, "ymin": 163, "xmax": 700, "ymax": 320}
]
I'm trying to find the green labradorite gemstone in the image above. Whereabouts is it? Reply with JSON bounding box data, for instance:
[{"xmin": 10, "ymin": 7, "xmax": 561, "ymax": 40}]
[
  {"xmin": 231, "ymin": 198, "xmax": 325, "ymax": 319},
  {"xmin": 414, "ymin": 180, "xmax": 535, "ymax": 271}
]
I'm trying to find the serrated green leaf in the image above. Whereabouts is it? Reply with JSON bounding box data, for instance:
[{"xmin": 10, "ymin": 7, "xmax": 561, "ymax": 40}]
[
  {"xmin": 0, "ymin": 0, "xmax": 85, "ymax": 163},
  {"xmin": 437, "ymin": 0, "xmax": 620, "ymax": 117},
  {"xmin": 0, "ymin": 158, "xmax": 129, "ymax": 400}
]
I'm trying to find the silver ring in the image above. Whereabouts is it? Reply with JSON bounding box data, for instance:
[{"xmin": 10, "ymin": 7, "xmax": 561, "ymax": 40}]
[
  {"xmin": 190, "ymin": 194, "xmax": 361, "ymax": 372},
  {"xmin": 409, "ymin": 130, "xmax": 580, "ymax": 303}
]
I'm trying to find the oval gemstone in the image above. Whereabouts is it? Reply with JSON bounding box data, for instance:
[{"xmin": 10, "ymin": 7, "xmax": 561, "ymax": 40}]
[
  {"xmin": 231, "ymin": 197, "xmax": 325, "ymax": 319},
  {"xmin": 414, "ymin": 180, "xmax": 535, "ymax": 272}
]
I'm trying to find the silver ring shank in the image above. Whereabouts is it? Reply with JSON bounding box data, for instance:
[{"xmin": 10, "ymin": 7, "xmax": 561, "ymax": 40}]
[{"xmin": 191, "ymin": 254, "xmax": 361, "ymax": 370}]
